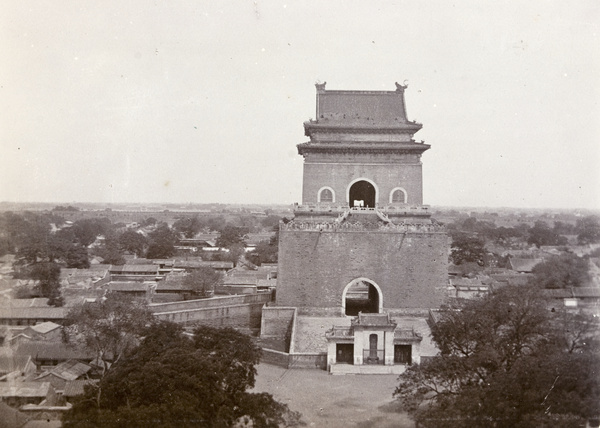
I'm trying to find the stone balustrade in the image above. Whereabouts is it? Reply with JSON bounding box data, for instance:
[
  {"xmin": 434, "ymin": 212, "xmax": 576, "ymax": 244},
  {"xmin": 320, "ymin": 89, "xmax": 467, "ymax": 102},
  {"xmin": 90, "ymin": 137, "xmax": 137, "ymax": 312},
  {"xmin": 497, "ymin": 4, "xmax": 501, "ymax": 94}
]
[{"xmin": 281, "ymin": 220, "xmax": 445, "ymax": 233}]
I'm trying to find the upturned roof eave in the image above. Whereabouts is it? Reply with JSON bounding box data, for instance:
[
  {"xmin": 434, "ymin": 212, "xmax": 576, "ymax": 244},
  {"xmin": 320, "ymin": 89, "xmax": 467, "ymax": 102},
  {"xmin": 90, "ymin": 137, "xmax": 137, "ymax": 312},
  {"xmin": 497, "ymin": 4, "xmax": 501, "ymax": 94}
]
[
  {"xmin": 303, "ymin": 120, "xmax": 422, "ymax": 136},
  {"xmin": 297, "ymin": 141, "xmax": 431, "ymax": 155}
]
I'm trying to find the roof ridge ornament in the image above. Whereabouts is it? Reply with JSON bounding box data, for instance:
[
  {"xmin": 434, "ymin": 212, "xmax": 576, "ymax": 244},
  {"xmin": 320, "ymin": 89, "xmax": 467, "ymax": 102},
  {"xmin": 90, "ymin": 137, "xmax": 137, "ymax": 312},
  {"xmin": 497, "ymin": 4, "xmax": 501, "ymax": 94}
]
[
  {"xmin": 315, "ymin": 81, "xmax": 327, "ymax": 93},
  {"xmin": 395, "ymin": 81, "xmax": 408, "ymax": 92}
]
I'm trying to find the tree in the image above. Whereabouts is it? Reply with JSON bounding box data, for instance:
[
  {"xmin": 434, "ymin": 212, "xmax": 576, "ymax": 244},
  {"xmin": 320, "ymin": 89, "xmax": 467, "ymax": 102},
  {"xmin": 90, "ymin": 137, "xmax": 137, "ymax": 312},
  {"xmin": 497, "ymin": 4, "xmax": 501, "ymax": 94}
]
[
  {"xmin": 64, "ymin": 244, "xmax": 90, "ymax": 269},
  {"xmin": 183, "ymin": 267, "xmax": 222, "ymax": 298},
  {"xmin": 71, "ymin": 218, "xmax": 111, "ymax": 247},
  {"xmin": 527, "ymin": 220, "xmax": 568, "ymax": 248},
  {"xmin": 146, "ymin": 222, "xmax": 178, "ymax": 259},
  {"xmin": 30, "ymin": 261, "xmax": 63, "ymax": 306},
  {"xmin": 449, "ymin": 235, "xmax": 486, "ymax": 266},
  {"xmin": 249, "ymin": 226, "xmax": 280, "ymax": 265},
  {"xmin": 62, "ymin": 294, "xmax": 155, "ymax": 376},
  {"xmin": 173, "ymin": 215, "xmax": 205, "ymax": 238},
  {"xmin": 530, "ymin": 253, "xmax": 590, "ymax": 289},
  {"xmin": 62, "ymin": 323, "xmax": 300, "ymax": 428},
  {"xmin": 575, "ymin": 215, "xmax": 600, "ymax": 245},
  {"xmin": 394, "ymin": 285, "xmax": 600, "ymax": 427},
  {"xmin": 216, "ymin": 225, "xmax": 249, "ymax": 248},
  {"xmin": 118, "ymin": 230, "xmax": 147, "ymax": 257}
]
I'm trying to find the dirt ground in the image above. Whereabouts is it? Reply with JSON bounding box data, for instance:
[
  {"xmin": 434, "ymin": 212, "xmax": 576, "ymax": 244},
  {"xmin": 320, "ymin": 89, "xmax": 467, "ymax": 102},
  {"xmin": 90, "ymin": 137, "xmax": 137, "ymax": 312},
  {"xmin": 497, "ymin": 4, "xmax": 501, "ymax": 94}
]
[{"xmin": 252, "ymin": 363, "xmax": 415, "ymax": 428}]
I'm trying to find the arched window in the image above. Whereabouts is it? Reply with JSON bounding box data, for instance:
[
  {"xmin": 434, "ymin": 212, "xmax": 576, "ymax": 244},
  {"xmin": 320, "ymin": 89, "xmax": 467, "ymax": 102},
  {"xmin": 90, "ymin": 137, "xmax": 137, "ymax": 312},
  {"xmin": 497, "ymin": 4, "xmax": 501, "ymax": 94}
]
[
  {"xmin": 318, "ymin": 187, "xmax": 334, "ymax": 203},
  {"xmin": 390, "ymin": 188, "xmax": 407, "ymax": 204}
]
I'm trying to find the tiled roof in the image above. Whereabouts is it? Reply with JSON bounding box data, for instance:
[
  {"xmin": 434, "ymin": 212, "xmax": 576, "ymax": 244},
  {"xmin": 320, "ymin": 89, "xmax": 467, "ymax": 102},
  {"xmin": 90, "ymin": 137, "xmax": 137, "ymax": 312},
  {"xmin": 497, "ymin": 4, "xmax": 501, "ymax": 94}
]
[
  {"xmin": 0, "ymin": 355, "xmax": 31, "ymax": 374},
  {"xmin": 173, "ymin": 260, "xmax": 233, "ymax": 270},
  {"xmin": 316, "ymin": 88, "xmax": 410, "ymax": 125},
  {"xmin": 256, "ymin": 279, "xmax": 276, "ymax": 288},
  {"xmin": 109, "ymin": 282, "xmax": 151, "ymax": 292},
  {"xmin": 35, "ymin": 359, "xmax": 91, "ymax": 382},
  {"xmin": 9, "ymin": 298, "xmax": 50, "ymax": 308},
  {"xmin": 28, "ymin": 321, "xmax": 61, "ymax": 335},
  {"xmin": 16, "ymin": 342, "xmax": 94, "ymax": 361},
  {"xmin": 110, "ymin": 265, "xmax": 158, "ymax": 274},
  {"xmin": 542, "ymin": 287, "xmax": 600, "ymax": 299},
  {"xmin": 63, "ymin": 379, "xmax": 96, "ymax": 397},
  {"xmin": 0, "ymin": 307, "xmax": 68, "ymax": 320},
  {"xmin": 0, "ymin": 382, "xmax": 50, "ymax": 398},
  {"xmin": 508, "ymin": 258, "xmax": 544, "ymax": 273},
  {"xmin": 223, "ymin": 276, "xmax": 258, "ymax": 286}
]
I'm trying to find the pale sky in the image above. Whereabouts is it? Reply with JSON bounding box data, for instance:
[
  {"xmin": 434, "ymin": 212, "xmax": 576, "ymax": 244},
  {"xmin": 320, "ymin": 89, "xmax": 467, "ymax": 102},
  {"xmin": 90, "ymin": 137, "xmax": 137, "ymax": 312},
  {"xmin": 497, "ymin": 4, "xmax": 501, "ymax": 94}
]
[{"xmin": 1, "ymin": 1, "xmax": 599, "ymax": 209}]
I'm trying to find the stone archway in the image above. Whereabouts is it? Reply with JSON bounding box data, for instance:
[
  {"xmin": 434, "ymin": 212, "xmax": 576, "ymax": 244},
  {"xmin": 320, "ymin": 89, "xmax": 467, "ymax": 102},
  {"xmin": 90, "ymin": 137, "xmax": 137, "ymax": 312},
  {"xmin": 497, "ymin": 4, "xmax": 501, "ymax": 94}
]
[
  {"xmin": 342, "ymin": 278, "xmax": 383, "ymax": 316},
  {"xmin": 348, "ymin": 180, "xmax": 376, "ymax": 208}
]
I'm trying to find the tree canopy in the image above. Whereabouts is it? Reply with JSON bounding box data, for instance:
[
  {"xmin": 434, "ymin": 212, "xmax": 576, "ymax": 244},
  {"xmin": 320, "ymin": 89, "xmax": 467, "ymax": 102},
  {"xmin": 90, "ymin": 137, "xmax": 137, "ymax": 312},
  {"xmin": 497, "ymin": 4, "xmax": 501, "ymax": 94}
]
[
  {"xmin": 575, "ymin": 215, "xmax": 600, "ymax": 245},
  {"xmin": 530, "ymin": 253, "xmax": 590, "ymax": 289},
  {"xmin": 527, "ymin": 220, "xmax": 568, "ymax": 248},
  {"xmin": 449, "ymin": 235, "xmax": 486, "ymax": 266},
  {"xmin": 30, "ymin": 261, "xmax": 63, "ymax": 306},
  {"xmin": 216, "ymin": 225, "xmax": 249, "ymax": 249},
  {"xmin": 146, "ymin": 222, "xmax": 178, "ymax": 259},
  {"xmin": 183, "ymin": 267, "xmax": 222, "ymax": 298},
  {"xmin": 394, "ymin": 285, "xmax": 600, "ymax": 427},
  {"xmin": 62, "ymin": 323, "xmax": 300, "ymax": 428},
  {"xmin": 62, "ymin": 294, "xmax": 155, "ymax": 375}
]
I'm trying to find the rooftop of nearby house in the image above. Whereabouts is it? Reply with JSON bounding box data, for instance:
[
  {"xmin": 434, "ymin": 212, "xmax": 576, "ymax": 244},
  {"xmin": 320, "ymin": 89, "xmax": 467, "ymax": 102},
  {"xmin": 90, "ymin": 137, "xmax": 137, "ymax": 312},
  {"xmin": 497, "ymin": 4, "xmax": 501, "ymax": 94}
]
[
  {"xmin": 508, "ymin": 257, "xmax": 544, "ymax": 273},
  {"xmin": 0, "ymin": 382, "xmax": 51, "ymax": 398},
  {"xmin": 27, "ymin": 321, "xmax": 61, "ymax": 335},
  {"xmin": 63, "ymin": 379, "xmax": 96, "ymax": 397},
  {"xmin": 0, "ymin": 306, "xmax": 69, "ymax": 320},
  {"xmin": 35, "ymin": 359, "xmax": 91, "ymax": 382},
  {"xmin": 16, "ymin": 341, "xmax": 95, "ymax": 361},
  {"xmin": 109, "ymin": 281, "xmax": 153, "ymax": 292}
]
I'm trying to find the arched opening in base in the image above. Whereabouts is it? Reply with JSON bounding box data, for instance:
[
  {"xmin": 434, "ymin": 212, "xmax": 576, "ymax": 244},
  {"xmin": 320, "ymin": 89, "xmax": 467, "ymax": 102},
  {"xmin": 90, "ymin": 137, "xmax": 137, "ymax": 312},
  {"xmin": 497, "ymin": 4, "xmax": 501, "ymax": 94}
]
[
  {"xmin": 349, "ymin": 180, "xmax": 376, "ymax": 208},
  {"xmin": 343, "ymin": 278, "xmax": 382, "ymax": 316}
]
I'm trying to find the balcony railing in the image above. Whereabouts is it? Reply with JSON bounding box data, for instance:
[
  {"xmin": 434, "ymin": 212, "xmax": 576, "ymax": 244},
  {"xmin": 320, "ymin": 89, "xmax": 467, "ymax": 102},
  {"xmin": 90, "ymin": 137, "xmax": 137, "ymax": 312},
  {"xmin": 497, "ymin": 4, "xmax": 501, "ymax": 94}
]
[
  {"xmin": 281, "ymin": 220, "xmax": 445, "ymax": 233},
  {"xmin": 363, "ymin": 349, "xmax": 385, "ymax": 365}
]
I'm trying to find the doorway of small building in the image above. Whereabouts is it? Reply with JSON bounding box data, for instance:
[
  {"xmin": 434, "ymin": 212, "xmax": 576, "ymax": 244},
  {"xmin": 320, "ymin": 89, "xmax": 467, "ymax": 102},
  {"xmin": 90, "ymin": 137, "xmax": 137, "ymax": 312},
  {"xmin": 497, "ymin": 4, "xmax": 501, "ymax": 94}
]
[
  {"xmin": 394, "ymin": 345, "xmax": 412, "ymax": 365},
  {"xmin": 349, "ymin": 180, "xmax": 376, "ymax": 208},
  {"xmin": 343, "ymin": 279, "xmax": 381, "ymax": 316},
  {"xmin": 336, "ymin": 344, "xmax": 354, "ymax": 364}
]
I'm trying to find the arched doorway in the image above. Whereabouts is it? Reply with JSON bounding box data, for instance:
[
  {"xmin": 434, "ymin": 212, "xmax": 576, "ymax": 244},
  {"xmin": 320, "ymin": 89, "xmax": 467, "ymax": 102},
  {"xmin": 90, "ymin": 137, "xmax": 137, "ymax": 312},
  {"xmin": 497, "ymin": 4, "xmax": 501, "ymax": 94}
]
[
  {"xmin": 342, "ymin": 278, "xmax": 382, "ymax": 316},
  {"xmin": 349, "ymin": 180, "xmax": 376, "ymax": 208}
]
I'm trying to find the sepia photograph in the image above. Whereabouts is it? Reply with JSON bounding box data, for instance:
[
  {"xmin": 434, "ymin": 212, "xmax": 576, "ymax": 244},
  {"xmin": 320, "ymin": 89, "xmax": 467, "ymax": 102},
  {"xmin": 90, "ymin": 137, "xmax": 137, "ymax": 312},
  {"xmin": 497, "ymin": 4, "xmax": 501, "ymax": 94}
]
[{"xmin": 1, "ymin": 1, "xmax": 599, "ymax": 427}]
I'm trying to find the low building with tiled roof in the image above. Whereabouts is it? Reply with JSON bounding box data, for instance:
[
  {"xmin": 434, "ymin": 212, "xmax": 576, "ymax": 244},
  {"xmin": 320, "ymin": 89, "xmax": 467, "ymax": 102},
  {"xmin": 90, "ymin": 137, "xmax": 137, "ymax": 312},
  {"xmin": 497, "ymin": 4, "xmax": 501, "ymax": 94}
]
[
  {"xmin": 16, "ymin": 342, "xmax": 95, "ymax": 368},
  {"xmin": 507, "ymin": 257, "xmax": 544, "ymax": 273},
  {"xmin": 0, "ymin": 307, "xmax": 69, "ymax": 327},
  {"xmin": 63, "ymin": 379, "xmax": 97, "ymax": 400},
  {"xmin": 0, "ymin": 382, "xmax": 57, "ymax": 408},
  {"xmin": 59, "ymin": 267, "xmax": 109, "ymax": 289},
  {"xmin": 33, "ymin": 359, "xmax": 91, "ymax": 390},
  {"xmin": 173, "ymin": 259, "xmax": 233, "ymax": 272}
]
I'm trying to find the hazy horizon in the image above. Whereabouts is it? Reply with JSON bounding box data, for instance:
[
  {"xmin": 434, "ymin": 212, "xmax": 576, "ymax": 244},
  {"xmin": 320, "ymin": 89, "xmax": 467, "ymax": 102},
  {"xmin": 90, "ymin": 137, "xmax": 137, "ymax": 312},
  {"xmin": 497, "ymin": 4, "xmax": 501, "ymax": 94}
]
[{"xmin": 2, "ymin": 1, "xmax": 599, "ymax": 210}]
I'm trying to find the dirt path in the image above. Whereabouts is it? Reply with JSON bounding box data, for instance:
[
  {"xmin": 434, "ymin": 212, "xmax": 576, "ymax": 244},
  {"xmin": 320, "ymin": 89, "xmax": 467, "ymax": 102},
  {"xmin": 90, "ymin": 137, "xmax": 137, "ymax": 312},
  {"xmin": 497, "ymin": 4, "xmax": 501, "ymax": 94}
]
[{"xmin": 253, "ymin": 364, "xmax": 415, "ymax": 428}]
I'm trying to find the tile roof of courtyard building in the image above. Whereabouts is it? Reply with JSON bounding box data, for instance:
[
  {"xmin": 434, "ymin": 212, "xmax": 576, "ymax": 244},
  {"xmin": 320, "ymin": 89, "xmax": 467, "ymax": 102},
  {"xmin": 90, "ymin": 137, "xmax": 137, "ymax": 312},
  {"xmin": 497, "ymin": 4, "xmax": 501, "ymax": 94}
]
[
  {"xmin": 108, "ymin": 282, "xmax": 154, "ymax": 292},
  {"xmin": 16, "ymin": 342, "xmax": 94, "ymax": 361},
  {"xmin": 0, "ymin": 382, "xmax": 51, "ymax": 398},
  {"xmin": 63, "ymin": 379, "xmax": 97, "ymax": 397},
  {"xmin": 34, "ymin": 359, "xmax": 91, "ymax": 382},
  {"xmin": 109, "ymin": 265, "xmax": 159, "ymax": 274},
  {"xmin": 0, "ymin": 306, "xmax": 69, "ymax": 321},
  {"xmin": 9, "ymin": 298, "xmax": 50, "ymax": 308},
  {"xmin": 26, "ymin": 322, "xmax": 61, "ymax": 335},
  {"xmin": 507, "ymin": 257, "xmax": 544, "ymax": 273}
]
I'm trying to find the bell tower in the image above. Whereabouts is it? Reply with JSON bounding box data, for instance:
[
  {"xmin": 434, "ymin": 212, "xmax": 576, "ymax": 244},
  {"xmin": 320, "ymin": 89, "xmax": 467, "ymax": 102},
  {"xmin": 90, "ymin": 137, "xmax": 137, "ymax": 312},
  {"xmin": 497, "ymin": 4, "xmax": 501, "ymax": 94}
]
[
  {"xmin": 276, "ymin": 82, "xmax": 448, "ymax": 316},
  {"xmin": 299, "ymin": 82, "xmax": 430, "ymax": 208}
]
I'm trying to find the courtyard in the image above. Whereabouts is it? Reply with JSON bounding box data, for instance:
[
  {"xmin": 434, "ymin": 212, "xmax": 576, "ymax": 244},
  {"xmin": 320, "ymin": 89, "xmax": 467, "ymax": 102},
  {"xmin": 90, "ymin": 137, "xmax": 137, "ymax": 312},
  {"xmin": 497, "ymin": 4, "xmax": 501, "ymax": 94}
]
[{"xmin": 253, "ymin": 363, "xmax": 415, "ymax": 428}]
